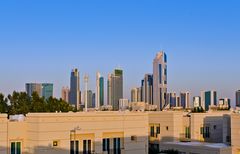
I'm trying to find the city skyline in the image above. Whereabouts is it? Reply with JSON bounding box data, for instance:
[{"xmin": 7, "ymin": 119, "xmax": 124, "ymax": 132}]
[{"xmin": 0, "ymin": 1, "xmax": 240, "ymax": 104}]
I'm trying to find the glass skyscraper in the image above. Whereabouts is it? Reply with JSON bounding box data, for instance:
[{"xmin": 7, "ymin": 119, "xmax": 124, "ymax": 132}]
[
  {"xmin": 69, "ymin": 69, "xmax": 81, "ymax": 109},
  {"xmin": 141, "ymin": 74, "xmax": 153, "ymax": 104},
  {"xmin": 107, "ymin": 69, "xmax": 123, "ymax": 111},
  {"xmin": 42, "ymin": 83, "xmax": 53, "ymax": 99},
  {"xmin": 202, "ymin": 91, "xmax": 217, "ymax": 111},
  {"xmin": 153, "ymin": 51, "xmax": 167, "ymax": 110},
  {"xmin": 96, "ymin": 72, "xmax": 104, "ymax": 108},
  {"xmin": 26, "ymin": 83, "xmax": 53, "ymax": 99}
]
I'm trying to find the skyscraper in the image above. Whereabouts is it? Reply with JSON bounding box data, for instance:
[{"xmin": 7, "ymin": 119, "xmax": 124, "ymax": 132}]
[
  {"xmin": 201, "ymin": 91, "xmax": 217, "ymax": 111},
  {"xmin": 193, "ymin": 96, "xmax": 201, "ymax": 108},
  {"xmin": 96, "ymin": 72, "xmax": 104, "ymax": 108},
  {"xmin": 168, "ymin": 92, "xmax": 177, "ymax": 108},
  {"xmin": 107, "ymin": 69, "xmax": 123, "ymax": 110},
  {"xmin": 41, "ymin": 83, "xmax": 53, "ymax": 99},
  {"xmin": 141, "ymin": 74, "xmax": 153, "ymax": 104},
  {"xmin": 69, "ymin": 69, "xmax": 81, "ymax": 110},
  {"xmin": 180, "ymin": 92, "xmax": 190, "ymax": 109},
  {"xmin": 153, "ymin": 51, "xmax": 167, "ymax": 110},
  {"xmin": 61, "ymin": 87, "xmax": 70, "ymax": 102},
  {"xmin": 26, "ymin": 83, "xmax": 42, "ymax": 97},
  {"xmin": 131, "ymin": 87, "xmax": 141, "ymax": 102},
  {"xmin": 236, "ymin": 90, "xmax": 240, "ymax": 107},
  {"xmin": 26, "ymin": 83, "xmax": 53, "ymax": 99}
]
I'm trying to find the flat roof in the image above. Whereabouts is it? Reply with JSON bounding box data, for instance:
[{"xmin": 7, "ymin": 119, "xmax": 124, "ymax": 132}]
[{"xmin": 162, "ymin": 142, "xmax": 230, "ymax": 149}]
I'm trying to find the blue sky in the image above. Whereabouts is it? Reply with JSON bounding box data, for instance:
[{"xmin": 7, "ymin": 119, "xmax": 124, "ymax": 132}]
[{"xmin": 0, "ymin": 0, "xmax": 239, "ymax": 104}]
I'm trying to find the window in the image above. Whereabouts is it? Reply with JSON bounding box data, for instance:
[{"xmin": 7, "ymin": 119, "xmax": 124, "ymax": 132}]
[
  {"xmin": 166, "ymin": 126, "xmax": 169, "ymax": 131},
  {"xmin": 150, "ymin": 126, "xmax": 155, "ymax": 137},
  {"xmin": 83, "ymin": 140, "xmax": 91, "ymax": 154},
  {"xmin": 131, "ymin": 136, "xmax": 137, "ymax": 141},
  {"xmin": 185, "ymin": 127, "xmax": 190, "ymax": 139},
  {"xmin": 11, "ymin": 142, "xmax": 21, "ymax": 154},
  {"xmin": 114, "ymin": 138, "xmax": 121, "ymax": 154},
  {"xmin": 156, "ymin": 125, "xmax": 160, "ymax": 137},
  {"xmin": 213, "ymin": 125, "xmax": 217, "ymax": 130},
  {"xmin": 70, "ymin": 140, "xmax": 79, "ymax": 154},
  {"xmin": 159, "ymin": 64, "xmax": 162, "ymax": 84},
  {"xmin": 103, "ymin": 138, "xmax": 110, "ymax": 152},
  {"xmin": 205, "ymin": 127, "xmax": 210, "ymax": 138}
]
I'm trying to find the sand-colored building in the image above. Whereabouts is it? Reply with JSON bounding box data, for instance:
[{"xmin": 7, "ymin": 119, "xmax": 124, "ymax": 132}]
[
  {"xmin": 0, "ymin": 110, "xmax": 236, "ymax": 154},
  {"xmin": 0, "ymin": 112, "xmax": 148, "ymax": 154}
]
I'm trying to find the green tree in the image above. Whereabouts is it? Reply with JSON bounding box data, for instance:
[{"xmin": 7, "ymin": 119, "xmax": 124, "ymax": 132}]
[
  {"xmin": 30, "ymin": 92, "xmax": 47, "ymax": 112},
  {"xmin": 0, "ymin": 93, "xmax": 8, "ymax": 113},
  {"xmin": 8, "ymin": 91, "xmax": 31, "ymax": 115}
]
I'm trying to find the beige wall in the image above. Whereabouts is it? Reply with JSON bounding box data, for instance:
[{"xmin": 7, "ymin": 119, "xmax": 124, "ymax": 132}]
[
  {"xmin": 231, "ymin": 114, "xmax": 240, "ymax": 154},
  {"xmin": 1, "ymin": 112, "xmax": 149, "ymax": 154}
]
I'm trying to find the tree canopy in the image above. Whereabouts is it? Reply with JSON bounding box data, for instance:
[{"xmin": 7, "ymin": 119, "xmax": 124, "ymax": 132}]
[{"xmin": 0, "ymin": 91, "xmax": 74, "ymax": 116}]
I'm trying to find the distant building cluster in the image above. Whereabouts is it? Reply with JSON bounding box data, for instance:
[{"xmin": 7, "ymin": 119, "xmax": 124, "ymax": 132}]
[{"xmin": 24, "ymin": 51, "xmax": 239, "ymax": 112}]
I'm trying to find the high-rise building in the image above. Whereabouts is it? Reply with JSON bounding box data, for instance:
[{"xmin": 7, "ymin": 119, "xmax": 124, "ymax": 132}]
[
  {"xmin": 26, "ymin": 83, "xmax": 53, "ymax": 99},
  {"xmin": 193, "ymin": 96, "xmax": 201, "ymax": 108},
  {"xmin": 119, "ymin": 98, "xmax": 129, "ymax": 111},
  {"xmin": 218, "ymin": 98, "xmax": 231, "ymax": 109},
  {"xmin": 96, "ymin": 72, "xmax": 104, "ymax": 108},
  {"xmin": 153, "ymin": 51, "xmax": 167, "ymax": 110},
  {"xmin": 69, "ymin": 69, "xmax": 81, "ymax": 110},
  {"xmin": 92, "ymin": 93, "xmax": 96, "ymax": 108},
  {"xmin": 167, "ymin": 92, "xmax": 177, "ymax": 108},
  {"xmin": 61, "ymin": 87, "xmax": 70, "ymax": 102},
  {"xmin": 236, "ymin": 90, "xmax": 240, "ymax": 107},
  {"xmin": 201, "ymin": 91, "xmax": 217, "ymax": 111},
  {"xmin": 180, "ymin": 92, "xmax": 190, "ymax": 109},
  {"xmin": 131, "ymin": 88, "xmax": 142, "ymax": 102},
  {"xmin": 86, "ymin": 90, "xmax": 93, "ymax": 108},
  {"xmin": 141, "ymin": 74, "xmax": 153, "ymax": 104},
  {"xmin": 26, "ymin": 83, "xmax": 42, "ymax": 97},
  {"xmin": 107, "ymin": 69, "xmax": 123, "ymax": 110},
  {"xmin": 41, "ymin": 83, "xmax": 53, "ymax": 99}
]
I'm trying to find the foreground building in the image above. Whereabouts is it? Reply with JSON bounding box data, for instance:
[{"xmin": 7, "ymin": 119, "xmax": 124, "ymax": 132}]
[
  {"xmin": 0, "ymin": 112, "xmax": 148, "ymax": 154},
  {"xmin": 0, "ymin": 110, "xmax": 238, "ymax": 154}
]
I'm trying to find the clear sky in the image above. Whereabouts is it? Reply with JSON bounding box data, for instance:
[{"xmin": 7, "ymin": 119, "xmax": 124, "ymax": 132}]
[{"xmin": 0, "ymin": 0, "xmax": 239, "ymax": 104}]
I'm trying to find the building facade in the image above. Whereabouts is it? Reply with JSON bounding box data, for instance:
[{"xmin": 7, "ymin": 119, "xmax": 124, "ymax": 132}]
[
  {"xmin": 141, "ymin": 74, "xmax": 153, "ymax": 104},
  {"xmin": 26, "ymin": 83, "xmax": 53, "ymax": 99},
  {"xmin": 0, "ymin": 112, "xmax": 148, "ymax": 154},
  {"xmin": 201, "ymin": 91, "xmax": 217, "ymax": 111},
  {"xmin": 96, "ymin": 72, "xmax": 104, "ymax": 109},
  {"xmin": 107, "ymin": 69, "xmax": 123, "ymax": 111},
  {"xmin": 236, "ymin": 90, "xmax": 240, "ymax": 107},
  {"xmin": 69, "ymin": 69, "xmax": 81, "ymax": 110},
  {"xmin": 153, "ymin": 51, "xmax": 167, "ymax": 111},
  {"xmin": 61, "ymin": 87, "xmax": 70, "ymax": 102}
]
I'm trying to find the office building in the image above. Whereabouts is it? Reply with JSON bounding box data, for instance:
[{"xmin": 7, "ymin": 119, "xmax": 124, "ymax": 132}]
[
  {"xmin": 26, "ymin": 83, "xmax": 53, "ymax": 99},
  {"xmin": 96, "ymin": 72, "xmax": 104, "ymax": 108},
  {"xmin": 236, "ymin": 90, "xmax": 240, "ymax": 107},
  {"xmin": 42, "ymin": 83, "xmax": 53, "ymax": 99},
  {"xmin": 26, "ymin": 83, "xmax": 42, "ymax": 97},
  {"xmin": 180, "ymin": 92, "xmax": 190, "ymax": 109},
  {"xmin": 119, "ymin": 99, "xmax": 129, "ymax": 111},
  {"xmin": 218, "ymin": 98, "xmax": 231, "ymax": 109},
  {"xmin": 131, "ymin": 87, "xmax": 141, "ymax": 102},
  {"xmin": 69, "ymin": 69, "xmax": 81, "ymax": 110},
  {"xmin": 193, "ymin": 96, "xmax": 201, "ymax": 108},
  {"xmin": 107, "ymin": 69, "xmax": 123, "ymax": 110},
  {"xmin": 61, "ymin": 87, "xmax": 70, "ymax": 102},
  {"xmin": 201, "ymin": 91, "xmax": 217, "ymax": 111},
  {"xmin": 167, "ymin": 92, "xmax": 177, "ymax": 108},
  {"xmin": 153, "ymin": 51, "xmax": 167, "ymax": 110},
  {"xmin": 92, "ymin": 93, "xmax": 95, "ymax": 108},
  {"xmin": 141, "ymin": 74, "xmax": 153, "ymax": 104}
]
